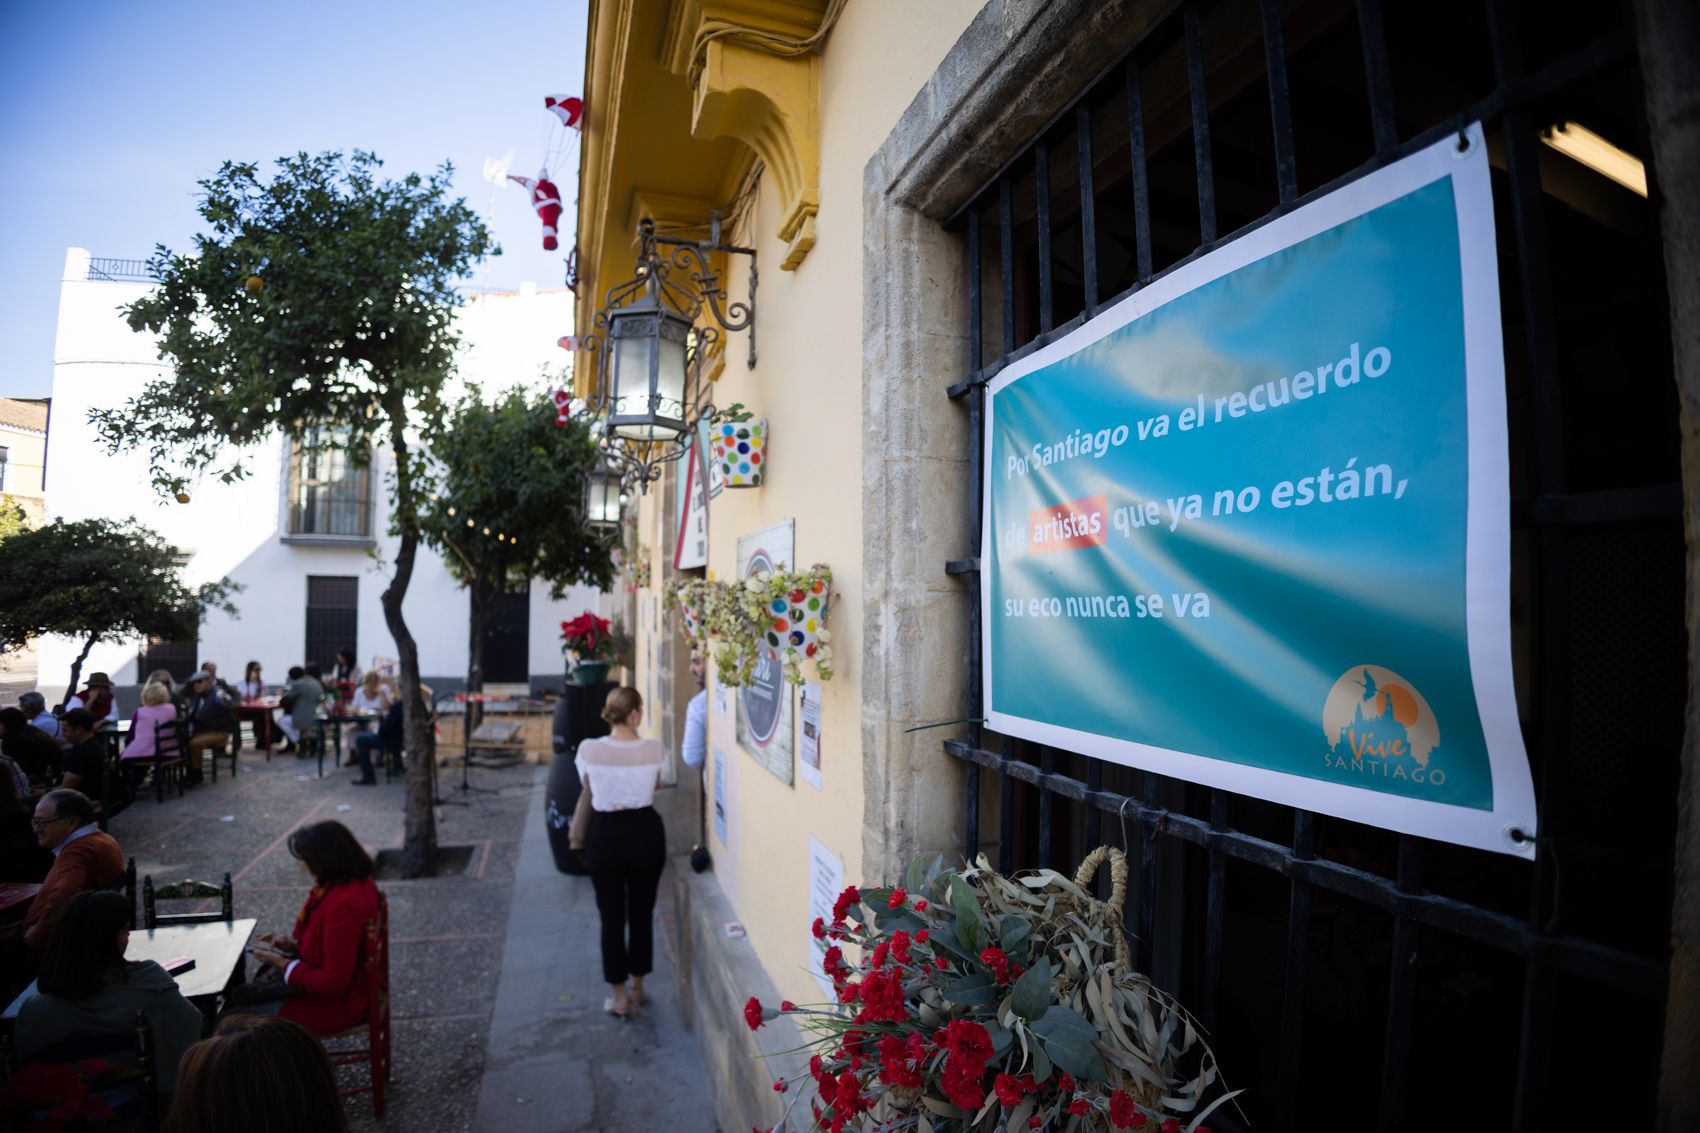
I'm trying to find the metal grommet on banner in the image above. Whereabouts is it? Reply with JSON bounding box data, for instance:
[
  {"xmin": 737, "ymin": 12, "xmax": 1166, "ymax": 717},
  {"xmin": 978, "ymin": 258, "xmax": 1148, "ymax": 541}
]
[
  {"xmin": 1504, "ymin": 824, "xmax": 1531, "ymax": 850},
  {"xmin": 1454, "ymin": 115, "xmax": 1474, "ymax": 156}
]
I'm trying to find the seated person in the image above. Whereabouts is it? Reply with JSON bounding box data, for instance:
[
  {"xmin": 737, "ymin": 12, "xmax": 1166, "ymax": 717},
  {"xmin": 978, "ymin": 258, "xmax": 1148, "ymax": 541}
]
[
  {"xmin": 274, "ymin": 666, "xmax": 325, "ymax": 755},
  {"xmin": 183, "ymin": 670, "xmax": 237, "ymax": 785},
  {"xmin": 18, "ymin": 691, "xmax": 61, "ymax": 741},
  {"xmin": 0, "ymin": 759, "xmax": 53, "ymax": 882},
  {"xmin": 24, "ymin": 789, "xmax": 125, "ymax": 953},
  {"xmin": 121, "ymin": 681, "xmax": 181, "ymax": 769},
  {"xmin": 57, "ymin": 709, "xmax": 107, "ymax": 804},
  {"xmin": 247, "ymin": 821, "xmax": 381, "ymax": 1036},
  {"xmin": 14, "ymin": 891, "xmax": 205, "ymax": 1097},
  {"xmin": 0, "ymin": 706, "xmax": 63, "ymax": 781},
  {"xmin": 349, "ymin": 680, "xmax": 400, "ymax": 786},
  {"xmin": 167, "ymin": 1014, "xmax": 349, "ymax": 1133},
  {"xmin": 64, "ymin": 672, "xmax": 119, "ymax": 728}
]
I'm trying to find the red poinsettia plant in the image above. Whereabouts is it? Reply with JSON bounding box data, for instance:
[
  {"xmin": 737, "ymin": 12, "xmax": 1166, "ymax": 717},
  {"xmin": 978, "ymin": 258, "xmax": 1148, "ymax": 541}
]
[
  {"xmin": 0, "ymin": 1057, "xmax": 142, "ymax": 1131},
  {"xmin": 560, "ymin": 611, "xmax": 614, "ymax": 661},
  {"xmin": 744, "ymin": 850, "xmax": 1238, "ymax": 1133}
]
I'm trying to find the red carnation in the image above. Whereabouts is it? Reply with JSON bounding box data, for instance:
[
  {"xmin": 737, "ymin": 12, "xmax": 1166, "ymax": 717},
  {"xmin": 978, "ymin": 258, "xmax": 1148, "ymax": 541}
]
[
  {"xmin": 1029, "ymin": 1119, "xmax": 1043, "ymax": 1130},
  {"xmin": 876, "ymin": 1033, "xmax": 925, "ymax": 1089},
  {"xmin": 935, "ymin": 956, "xmax": 949, "ymax": 970},
  {"xmin": 780, "ymin": 1000, "xmax": 796, "ymax": 1012},
  {"xmin": 1059, "ymin": 1073, "xmax": 1077, "ymax": 1093},
  {"xmin": 743, "ymin": 996, "xmax": 765, "ymax": 1031},
  {"xmin": 890, "ymin": 930, "xmax": 913, "ymax": 965},
  {"xmin": 831, "ymin": 886, "xmax": 861, "ymax": 923},
  {"xmin": 773, "ymin": 1078, "xmax": 787, "ymax": 1093},
  {"xmin": 994, "ymin": 1073, "xmax": 1026, "ymax": 1107},
  {"xmin": 812, "ymin": 917, "xmax": 828, "ymax": 940},
  {"xmin": 1160, "ymin": 1122, "xmax": 1179, "ymax": 1133},
  {"xmin": 1110, "ymin": 1090, "xmax": 1145, "ymax": 1129},
  {"xmin": 915, "ymin": 928, "xmax": 930, "ymax": 944},
  {"xmin": 888, "ymin": 887, "xmax": 908, "ymax": 908},
  {"xmin": 855, "ymin": 968, "xmax": 908, "ymax": 1023},
  {"xmin": 1069, "ymin": 1099, "xmax": 1091, "ymax": 1116},
  {"xmin": 915, "ymin": 899, "xmax": 928, "ymax": 912},
  {"xmin": 981, "ymin": 946, "xmax": 1013, "ymax": 985},
  {"xmin": 937, "ymin": 1018, "xmax": 995, "ymax": 1110}
]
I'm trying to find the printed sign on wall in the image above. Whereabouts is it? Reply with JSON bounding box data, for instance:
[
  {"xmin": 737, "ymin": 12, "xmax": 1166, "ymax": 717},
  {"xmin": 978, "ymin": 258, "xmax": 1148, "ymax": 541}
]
[{"xmin": 983, "ymin": 126, "xmax": 1536, "ymax": 857}]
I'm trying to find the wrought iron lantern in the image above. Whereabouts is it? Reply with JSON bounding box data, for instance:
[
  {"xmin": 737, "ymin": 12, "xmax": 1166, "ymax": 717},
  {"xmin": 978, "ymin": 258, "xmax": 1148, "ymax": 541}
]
[
  {"xmin": 583, "ymin": 457, "xmax": 626, "ymax": 530},
  {"xmin": 573, "ymin": 212, "xmax": 756, "ymax": 492}
]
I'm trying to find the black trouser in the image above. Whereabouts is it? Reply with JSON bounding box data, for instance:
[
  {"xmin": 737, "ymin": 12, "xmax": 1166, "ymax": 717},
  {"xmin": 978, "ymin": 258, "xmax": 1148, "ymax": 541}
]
[{"xmin": 586, "ymin": 806, "xmax": 666, "ymax": 986}]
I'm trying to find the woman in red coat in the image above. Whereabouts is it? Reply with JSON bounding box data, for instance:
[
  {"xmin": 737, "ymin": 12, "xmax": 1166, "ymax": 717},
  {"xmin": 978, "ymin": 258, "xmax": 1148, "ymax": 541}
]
[{"xmin": 248, "ymin": 820, "xmax": 382, "ymax": 1035}]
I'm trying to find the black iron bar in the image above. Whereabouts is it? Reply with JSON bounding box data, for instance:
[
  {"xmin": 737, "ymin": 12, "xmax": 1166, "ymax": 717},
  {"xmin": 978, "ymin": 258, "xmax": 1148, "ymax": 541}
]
[
  {"xmin": 940, "ymin": 739, "xmax": 1665, "ymax": 1000},
  {"xmin": 1038, "ymin": 746, "xmax": 1055, "ymax": 869},
  {"xmin": 1275, "ymin": 811, "xmax": 1316, "ymax": 1133},
  {"xmin": 1077, "ymin": 104, "xmax": 1099, "ymax": 314},
  {"xmin": 1085, "ymin": 761, "xmax": 1103, "ymax": 892},
  {"xmin": 999, "ymin": 179, "xmax": 1016, "ymax": 354},
  {"xmin": 1259, "ymin": 0, "xmax": 1298, "ymax": 202},
  {"xmin": 1136, "ymin": 772, "xmax": 1161, "ymax": 971},
  {"xmin": 1356, "ymin": 0, "xmax": 1398, "ymax": 152},
  {"xmin": 1377, "ymin": 836, "xmax": 1425, "ymax": 1133},
  {"xmin": 1036, "ymin": 141, "xmax": 1054, "ymax": 334},
  {"xmin": 999, "ymin": 735, "xmax": 1015, "ymax": 876},
  {"xmin": 1184, "ymin": 3, "xmax": 1216, "ymax": 244},
  {"xmin": 1126, "ymin": 56, "xmax": 1154, "ymax": 284},
  {"xmin": 968, "ymin": 210, "xmax": 983, "ymax": 373},
  {"xmin": 1201, "ymin": 789, "xmax": 1228, "ymax": 1030}
]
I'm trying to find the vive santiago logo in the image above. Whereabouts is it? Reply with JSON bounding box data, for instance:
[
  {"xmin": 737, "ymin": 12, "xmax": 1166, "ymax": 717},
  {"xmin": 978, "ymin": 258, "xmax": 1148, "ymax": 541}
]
[{"xmin": 1321, "ymin": 665, "xmax": 1447, "ymax": 787}]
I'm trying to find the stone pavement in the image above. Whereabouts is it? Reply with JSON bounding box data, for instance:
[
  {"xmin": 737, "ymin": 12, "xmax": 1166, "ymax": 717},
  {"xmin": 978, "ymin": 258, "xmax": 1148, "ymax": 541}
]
[
  {"xmin": 472, "ymin": 768, "xmax": 719, "ymax": 1133},
  {"xmin": 93, "ymin": 732, "xmax": 715, "ymax": 1130}
]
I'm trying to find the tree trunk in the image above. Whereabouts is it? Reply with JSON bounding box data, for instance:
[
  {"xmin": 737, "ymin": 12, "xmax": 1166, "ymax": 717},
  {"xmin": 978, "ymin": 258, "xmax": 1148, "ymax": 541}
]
[
  {"xmin": 382, "ymin": 405, "xmax": 438, "ymax": 879},
  {"xmin": 65, "ymin": 635, "xmax": 97, "ymax": 708},
  {"xmin": 466, "ymin": 574, "xmax": 488, "ymax": 735},
  {"xmin": 1637, "ymin": 1, "xmax": 1700, "ymax": 1128}
]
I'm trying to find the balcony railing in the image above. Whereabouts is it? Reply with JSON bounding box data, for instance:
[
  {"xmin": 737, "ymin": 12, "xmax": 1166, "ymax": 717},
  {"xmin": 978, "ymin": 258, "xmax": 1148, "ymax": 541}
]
[{"xmin": 86, "ymin": 257, "xmax": 157, "ymax": 283}]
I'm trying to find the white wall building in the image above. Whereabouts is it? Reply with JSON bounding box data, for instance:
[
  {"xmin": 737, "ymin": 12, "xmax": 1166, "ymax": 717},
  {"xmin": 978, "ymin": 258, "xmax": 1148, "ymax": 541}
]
[{"xmin": 37, "ymin": 248, "xmax": 603, "ymax": 706}]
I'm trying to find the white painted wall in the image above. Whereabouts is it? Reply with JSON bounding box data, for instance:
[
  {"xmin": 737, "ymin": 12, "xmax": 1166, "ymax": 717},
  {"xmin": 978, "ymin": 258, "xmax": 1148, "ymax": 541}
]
[{"xmin": 36, "ymin": 249, "xmax": 605, "ymax": 700}]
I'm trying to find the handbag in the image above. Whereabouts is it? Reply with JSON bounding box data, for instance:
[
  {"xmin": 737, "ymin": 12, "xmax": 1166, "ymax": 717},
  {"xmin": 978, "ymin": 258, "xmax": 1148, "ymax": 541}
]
[{"xmin": 568, "ymin": 778, "xmax": 594, "ymax": 851}]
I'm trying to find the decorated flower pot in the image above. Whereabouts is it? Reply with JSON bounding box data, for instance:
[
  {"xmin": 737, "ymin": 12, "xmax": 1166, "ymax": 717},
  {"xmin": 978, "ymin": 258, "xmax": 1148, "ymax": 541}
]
[
  {"xmin": 568, "ymin": 660, "xmax": 611, "ymax": 687},
  {"xmin": 710, "ymin": 418, "xmax": 767, "ymax": 488},
  {"xmin": 765, "ymin": 572, "xmax": 831, "ymax": 682},
  {"xmin": 678, "ymin": 587, "xmax": 704, "ymax": 640}
]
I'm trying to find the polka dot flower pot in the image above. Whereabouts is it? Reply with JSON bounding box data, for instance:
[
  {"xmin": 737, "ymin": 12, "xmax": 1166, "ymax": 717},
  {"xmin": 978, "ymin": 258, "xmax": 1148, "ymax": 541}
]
[
  {"xmin": 710, "ymin": 418, "xmax": 768, "ymax": 488},
  {"xmin": 763, "ymin": 571, "xmax": 832, "ymax": 684}
]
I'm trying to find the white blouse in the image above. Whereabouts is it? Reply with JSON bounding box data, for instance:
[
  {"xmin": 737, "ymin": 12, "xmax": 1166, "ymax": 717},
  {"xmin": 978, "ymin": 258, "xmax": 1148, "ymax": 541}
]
[{"xmin": 576, "ymin": 737, "xmax": 664, "ymax": 811}]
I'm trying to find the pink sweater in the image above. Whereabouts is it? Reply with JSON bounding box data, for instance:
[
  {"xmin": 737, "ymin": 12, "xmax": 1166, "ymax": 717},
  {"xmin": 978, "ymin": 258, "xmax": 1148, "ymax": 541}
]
[{"xmin": 121, "ymin": 703, "xmax": 180, "ymax": 760}]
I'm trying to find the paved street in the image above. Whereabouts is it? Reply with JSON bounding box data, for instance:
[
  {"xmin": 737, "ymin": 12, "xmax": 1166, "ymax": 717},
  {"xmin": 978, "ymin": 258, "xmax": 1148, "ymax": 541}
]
[{"xmin": 102, "ymin": 739, "xmax": 716, "ymax": 1131}]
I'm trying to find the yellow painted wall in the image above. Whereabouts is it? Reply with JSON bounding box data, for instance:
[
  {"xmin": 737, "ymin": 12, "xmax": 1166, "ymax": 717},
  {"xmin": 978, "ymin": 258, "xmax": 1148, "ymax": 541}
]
[{"xmin": 627, "ymin": 0, "xmax": 982, "ymax": 1009}]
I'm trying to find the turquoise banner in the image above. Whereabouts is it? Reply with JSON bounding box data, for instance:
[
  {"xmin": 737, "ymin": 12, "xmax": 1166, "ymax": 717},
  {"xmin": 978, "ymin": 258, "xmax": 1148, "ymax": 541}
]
[{"xmin": 983, "ymin": 129, "xmax": 1536, "ymax": 855}]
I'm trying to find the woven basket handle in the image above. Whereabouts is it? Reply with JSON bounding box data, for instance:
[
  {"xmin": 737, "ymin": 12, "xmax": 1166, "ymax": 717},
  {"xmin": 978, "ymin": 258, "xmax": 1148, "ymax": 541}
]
[{"xmin": 1073, "ymin": 845, "xmax": 1129, "ymax": 913}]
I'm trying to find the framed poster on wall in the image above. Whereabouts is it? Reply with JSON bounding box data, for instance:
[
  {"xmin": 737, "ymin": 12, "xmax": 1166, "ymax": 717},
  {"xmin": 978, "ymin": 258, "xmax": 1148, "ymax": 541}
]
[{"xmin": 735, "ymin": 520, "xmax": 795, "ymax": 785}]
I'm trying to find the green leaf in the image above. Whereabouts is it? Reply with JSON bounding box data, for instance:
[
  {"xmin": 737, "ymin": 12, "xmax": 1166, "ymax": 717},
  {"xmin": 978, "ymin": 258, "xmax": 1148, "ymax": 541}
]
[
  {"xmin": 1011, "ymin": 957, "xmax": 1052, "ymax": 1021},
  {"xmin": 1032, "ymin": 1005, "xmax": 1108, "ymax": 1081},
  {"xmin": 1000, "ymin": 915, "xmax": 1033, "ymax": 961},
  {"xmin": 986, "ymin": 1020, "xmax": 1013, "ymax": 1057},
  {"xmin": 906, "ymin": 856, "xmax": 928, "ymax": 894},
  {"xmin": 943, "ymin": 972, "xmax": 1000, "ymax": 1007},
  {"xmin": 951, "ymin": 876, "xmax": 983, "ymax": 953}
]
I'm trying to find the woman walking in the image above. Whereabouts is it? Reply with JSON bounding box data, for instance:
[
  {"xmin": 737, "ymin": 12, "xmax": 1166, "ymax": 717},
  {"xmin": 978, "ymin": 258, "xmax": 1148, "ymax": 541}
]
[{"xmin": 572, "ymin": 687, "xmax": 665, "ymax": 1018}]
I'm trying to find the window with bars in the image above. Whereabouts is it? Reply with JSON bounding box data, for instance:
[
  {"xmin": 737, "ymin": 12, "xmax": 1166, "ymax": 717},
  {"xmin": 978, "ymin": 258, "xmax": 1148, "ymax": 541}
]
[
  {"xmin": 286, "ymin": 425, "xmax": 372, "ymax": 538},
  {"xmin": 944, "ymin": 1, "xmax": 1675, "ymax": 1130},
  {"xmin": 304, "ymin": 576, "xmax": 359, "ymax": 675}
]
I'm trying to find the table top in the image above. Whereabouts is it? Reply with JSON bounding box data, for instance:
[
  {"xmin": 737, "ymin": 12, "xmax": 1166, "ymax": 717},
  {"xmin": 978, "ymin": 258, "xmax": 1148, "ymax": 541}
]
[
  {"xmin": 0, "ymin": 883, "xmax": 40, "ymax": 914},
  {"xmin": 2, "ymin": 917, "xmax": 257, "ymax": 1020},
  {"xmin": 236, "ymin": 699, "xmax": 281, "ymax": 710},
  {"xmin": 321, "ymin": 713, "xmax": 380, "ymax": 725}
]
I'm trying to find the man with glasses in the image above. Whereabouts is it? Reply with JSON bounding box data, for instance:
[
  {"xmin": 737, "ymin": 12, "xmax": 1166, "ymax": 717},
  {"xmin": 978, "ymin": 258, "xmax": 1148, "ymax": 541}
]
[{"xmin": 23, "ymin": 789, "xmax": 124, "ymax": 952}]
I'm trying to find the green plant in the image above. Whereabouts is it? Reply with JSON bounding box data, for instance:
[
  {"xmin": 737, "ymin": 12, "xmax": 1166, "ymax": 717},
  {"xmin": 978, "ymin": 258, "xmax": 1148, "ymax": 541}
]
[
  {"xmin": 747, "ymin": 849, "xmax": 1238, "ymax": 1133},
  {"xmin": 676, "ymin": 564, "xmax": 833, "ymax": 687},
  {"xmin": 711, "ymin": 401, "xmax": 756, "ymax": 424}
]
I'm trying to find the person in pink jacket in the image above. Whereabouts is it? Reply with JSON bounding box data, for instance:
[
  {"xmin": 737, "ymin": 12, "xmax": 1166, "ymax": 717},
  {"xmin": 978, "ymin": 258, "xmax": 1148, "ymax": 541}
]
[{"xmin": 121, "ymin": 683, "xmax": 179, "ymax": 761}]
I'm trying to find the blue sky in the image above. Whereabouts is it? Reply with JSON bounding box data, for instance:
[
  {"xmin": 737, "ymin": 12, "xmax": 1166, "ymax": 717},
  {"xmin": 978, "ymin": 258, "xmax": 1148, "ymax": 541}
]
[{"xmin": 0, "ymin": 0, "xmax": 590, "ymax": 397}]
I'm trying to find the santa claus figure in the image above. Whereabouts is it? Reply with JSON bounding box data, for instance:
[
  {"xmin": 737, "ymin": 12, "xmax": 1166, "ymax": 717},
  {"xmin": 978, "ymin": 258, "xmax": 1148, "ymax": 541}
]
[{"xmin": 509, "ymin": 168, "xmax": 563, "ymax": 251}]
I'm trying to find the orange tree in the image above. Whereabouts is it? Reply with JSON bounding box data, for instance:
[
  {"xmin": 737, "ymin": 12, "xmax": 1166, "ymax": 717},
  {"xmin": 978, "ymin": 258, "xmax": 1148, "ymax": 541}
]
[
  {"xmin": 93, "ymin": 151, "xmax": 493, "ymax": 877},
  {"xmin": 419, "ymin": 385, "xmax": 616, "ymax": 728}
]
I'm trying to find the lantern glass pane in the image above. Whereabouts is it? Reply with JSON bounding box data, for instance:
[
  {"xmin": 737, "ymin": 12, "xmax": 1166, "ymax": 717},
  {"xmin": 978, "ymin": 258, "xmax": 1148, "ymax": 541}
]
[
  {"xmin": 656, "ymin": 332, "xmax": 686, "ymax": 420},
  {"xmin": 611, "ymin": 331, "xmax": 652, "ymax": 423}
]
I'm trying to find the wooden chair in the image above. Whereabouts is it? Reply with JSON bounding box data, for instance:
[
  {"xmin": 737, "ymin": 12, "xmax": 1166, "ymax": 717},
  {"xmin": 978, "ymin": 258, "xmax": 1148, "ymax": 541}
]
[
  {"xmin": 142, "ymin": 871, "xmax": 233, "ymax": 929},
  {"xmin": 7, "ymin": 1010, "xmax": 157, "ymax": 1129},
  {"xmin": 324, "ymin": 889, "xmax": 390, "ymax": 1118},
  {"xmin": 141, "ymin": 719, "xmax": 186, "ymax": 803},
  {"xmin": 203, "ymin": 733, "xmax": 237, "ymax": 783}
]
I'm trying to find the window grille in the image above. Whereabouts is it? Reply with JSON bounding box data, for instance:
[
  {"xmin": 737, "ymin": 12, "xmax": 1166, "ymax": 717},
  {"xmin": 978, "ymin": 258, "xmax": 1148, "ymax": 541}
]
[
  {"xmin": 305, "ymin": 575, "xmax": 359, "ymax": 675},
  {"xmin": 287, "ymin": 426, "xmax": 372, "ymax": 538},
  {"xmin": 944, "ymin": 1, "xmax": 1675, "ymax": 1129}
]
